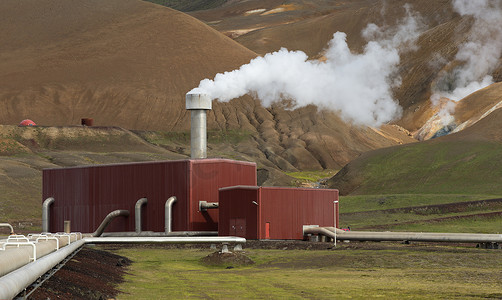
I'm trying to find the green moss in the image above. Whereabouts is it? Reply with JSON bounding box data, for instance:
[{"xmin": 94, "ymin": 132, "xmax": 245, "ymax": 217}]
[
  {"xmin": 112, "ymin": 247, "xmax": 502, "ymax": 299},
  {"xmin": 139, "ymin": 129, "xmax": 251, "ymax": 147},
  {"xmin": 346, "ymin": 141, "xmax": 502, "ymax": 195},
  {"xmin": 286, "ymin": 169, "xmax": 338, "ymax": 183}
]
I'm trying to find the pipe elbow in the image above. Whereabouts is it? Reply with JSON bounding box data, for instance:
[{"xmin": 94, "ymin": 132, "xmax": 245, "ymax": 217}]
[
  {"xmin": 42, "ymin": 197, "xmax": 55, "ymax": 233},
  {"xmin": 165, "ymin": 196, "xmax": 177, "ymax": 208},
  {"xmin": 43, "ymin": 197, "xmax": 55, "ymax": 209},
  {"xmin": 165, "ymin": 196, "xmax": 177, "ymax": 233},
  {"xmin": 135, "ymin": 198, "xmax": 148, "ymax": 233},
  {"xmin": 135, "ymin": 197, "xmax": 148, "ymax": 210},
  {"xmin": 93, "ymin": 209, "xmax": 130, "ymax": 237}
]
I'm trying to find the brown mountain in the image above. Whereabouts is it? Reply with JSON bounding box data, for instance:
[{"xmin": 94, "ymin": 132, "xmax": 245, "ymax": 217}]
[
  {"xmin": 0, "ymin": 0, "xmax": 414, "ymax": 174},
  {"xmin": 191, "ymin": 0, "xmax": 502, "ymax": 132}
]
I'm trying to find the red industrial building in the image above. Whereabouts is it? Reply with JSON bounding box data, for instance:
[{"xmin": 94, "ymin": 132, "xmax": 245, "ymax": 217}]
[
  {"xmin": 42, "ymin": 92, "xmax": 340, "ymax": 240},
  {"xmin": 218, "ymin": 186, "xmax": 338, "ymax": 240},
  {"xmin": 42, "ymin": 159, "xmax": 257, "ymax": 233}
]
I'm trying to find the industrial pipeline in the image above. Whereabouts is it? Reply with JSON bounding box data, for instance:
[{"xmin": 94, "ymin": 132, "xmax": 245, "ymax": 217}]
[
  {"xmin": 0, "ymin": 206, "xmax": 246, "ymax": 300},
  {"xmin": 304, "ymin": 227, "xmax": 502, "ymax": 247}
]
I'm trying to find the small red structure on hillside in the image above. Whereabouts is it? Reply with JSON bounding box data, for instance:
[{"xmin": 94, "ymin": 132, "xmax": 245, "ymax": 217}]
[{"xmin": 19, "ymin": 119, "xmax": 36, "ymax": 126}]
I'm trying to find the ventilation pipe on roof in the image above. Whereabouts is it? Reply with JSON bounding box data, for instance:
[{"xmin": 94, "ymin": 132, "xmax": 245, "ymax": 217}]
[
  {"xmin": 165, "ymin": 196, "xmax": 177, "ymax": 234},
  {"xmin": 186, "ymin": 92, "xmax": 212, "ymax": 159},
  {"xmin": 92, "ymin": 210, "xmax": 130, "ymax": 237},
  {"xmin": 135, "ymin": 197, "xmax": 148, "ymax": 233},
  {"xmin": 42, "ymin": 197, "xmax": 55, "ymax": 233}
]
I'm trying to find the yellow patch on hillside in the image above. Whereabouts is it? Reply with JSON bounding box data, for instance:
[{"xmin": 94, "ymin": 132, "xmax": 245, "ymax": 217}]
[{"xmin": 261, "ymin": 4, "xmax": 298, "ymax": 15}]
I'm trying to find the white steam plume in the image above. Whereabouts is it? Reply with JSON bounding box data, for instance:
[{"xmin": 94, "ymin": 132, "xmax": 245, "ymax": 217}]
[
  {"xmin": 191, "ymin": 6, "xmax": 423, "ymax": 127},
  {"xmin": 433, "ymin": 0, "xmax": 502, "ymax": 105}
]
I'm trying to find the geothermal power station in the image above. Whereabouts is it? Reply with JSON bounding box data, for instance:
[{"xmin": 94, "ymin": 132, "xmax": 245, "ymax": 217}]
[
  {"xmin": 1, "ymin": 92, "xmax": 502, "ymax": 298},
  {"xmin": 0, "ymin": 92, "xmax": 340, "ymax": 298},
  {"xmin": 42, "ymin": 92, "xmax": 340, "ymax": 238}
]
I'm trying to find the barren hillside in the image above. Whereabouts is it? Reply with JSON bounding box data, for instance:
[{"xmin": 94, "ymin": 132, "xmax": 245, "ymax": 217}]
[
  {"xmin": 191, "ymin": 0, "xmax": 502, "ymax": 133},
  {"xmin": 0, "ymin": 0, "xmax": 415, "ymax": 174}
]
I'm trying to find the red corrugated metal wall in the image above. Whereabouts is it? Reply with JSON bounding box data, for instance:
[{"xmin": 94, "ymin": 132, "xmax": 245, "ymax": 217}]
[
  {"xmin": 218, "ymin": 186, "xmax": 339, "ymax": 240},
  {"xmin": 218, "ymin": 186, "xmax": 260, "ymax": 239},
  {"xmin": 43, "ymin": 159, "xmax": 256, "ymax": 233},
  {"xmin": 190, "ymin": 160, "xmax": 257, "ymax": 231},
  {"xmin": 260, "ymin": 187, "xmax": 338, "ymax": 240}
]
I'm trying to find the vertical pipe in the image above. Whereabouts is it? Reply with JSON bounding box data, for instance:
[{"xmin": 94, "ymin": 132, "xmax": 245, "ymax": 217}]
[
  {"xmin": 186, "ymin": 92, "xmax": 211, "ymax": 159},
  {"xmin": 334, "ymin": 200, "xmax": 339, "ymax": 247},
  {"xmin": 135, "ymin": 197, "xmax": 148, "ymax": 233},
  {"xmin": 64, "ymin": 221, "xmax": 71, "ymax": 234},
  {"xmin": 165, "ymin": 196, "xmax": 177, "ymax": 233},
  {"xmin": 190, "ymin": 110, "xmax": 207, "ymax": 159},
  {"xmin": 42, "ymin": 197, "xmax": 55, "ymax": 233}
]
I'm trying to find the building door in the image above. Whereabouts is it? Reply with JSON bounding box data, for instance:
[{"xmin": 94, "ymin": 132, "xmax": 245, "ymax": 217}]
[{"xmin": 230, "ymin": 218, "xmax": 246, "ymax": 237}]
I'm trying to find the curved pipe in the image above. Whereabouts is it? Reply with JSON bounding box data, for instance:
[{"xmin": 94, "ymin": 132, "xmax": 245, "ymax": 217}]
[
  {"xmin": 92, "ymin": 210, "xmax": 130, "ymax": 237},
  {"xmin": 165, "ymin": 196, "xmax": 177, "ymax": 234},
  {"xmin": 0, "ymin": 223, "xmax": 15, "ymax": 235},
  {"xmin": 42, "ymin": 197, "xmax": 55, "ymax": 233},
  {"xmin": 135, "ymin": 197, "xmax": 148, "ymax": 233}
]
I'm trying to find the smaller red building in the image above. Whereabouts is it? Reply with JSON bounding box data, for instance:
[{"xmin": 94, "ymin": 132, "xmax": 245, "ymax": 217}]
[{"xmin": 219, "ymin": 186, "xmax": 339, "ymax": 240}]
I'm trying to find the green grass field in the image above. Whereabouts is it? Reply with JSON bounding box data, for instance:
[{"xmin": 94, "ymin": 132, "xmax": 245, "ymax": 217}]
[
  {"xmin": 112, "ymin": 246, "xmax": 502, "ymax": 299},
  {"xmin": 330, "ymin": 140, "xmax": 502, "ymax": 196},
  {"xmin": 338, "ymin": 194, "xmax": 502, "ymax": 233}
]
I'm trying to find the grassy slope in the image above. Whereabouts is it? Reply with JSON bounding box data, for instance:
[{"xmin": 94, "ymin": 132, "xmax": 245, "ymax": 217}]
[
  {"xmin": 332, "ymin": 139, "xmax": 502, "ymax": 231},
  {"xmin": 329, "ymin": 103, "xmax": 502, "ymax": 196},
  {"xmin": 113, "ymin": 246, "xmax": 502, "ymax": 299},
  {"xmin": 328, "ymin": 110, "xmax": 502, "ymax": 232},
  {"xmin": 353, "ymin": 140, "xmax": 502, "ymax": 195}
]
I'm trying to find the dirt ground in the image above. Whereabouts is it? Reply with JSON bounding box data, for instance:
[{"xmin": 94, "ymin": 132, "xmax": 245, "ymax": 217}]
[{"xmin": 29, "ymin": 247, "xmax": 131, "ymax": 300}]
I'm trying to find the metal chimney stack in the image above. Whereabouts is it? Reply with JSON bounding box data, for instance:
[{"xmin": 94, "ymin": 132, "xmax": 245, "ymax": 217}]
[{"xmin": 186, "ymin": 92, "xmax": 212, "ymax": 159}]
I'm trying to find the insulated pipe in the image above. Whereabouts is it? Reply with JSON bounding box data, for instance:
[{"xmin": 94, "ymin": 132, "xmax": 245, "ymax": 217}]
[
  {"xmin": 0, "ymin": 239, "xmax": 85, "ymax": 300},
  {"xmin": 0, "ymin": 223, "xmax": 14, "ymax": 235},
  {"xmin": 304, "ymin": 227, "xmax": 502, "ymax": 244},
  {"xmin": 42, "ymin": 197, "xmax": 55, "ymax": 233},
  {"xmin": 186, "ymin": 92, "xmax": 211, "ymax": 159},
  {"xmin": 84, "ymin": 236, "xmax": 246, "ymax": 244},
  {"xmin": 0, "ymin": 234, "xmax": 243, "ymax": 299},
  {"xmin": 0, "ymin": 236, "xmax": 68, "ymax": 277},
  {"xmin": 92, "ymin": 210, "xmax": 130, "ymax": 237},
  {"xmin": 135, "ymin": 197, "xmax": 148, "ymax": 233},
  {"xmin": 102, "ymin": 231, "xmax": 218, "ymax": 237},
  {"xmin": 165, "ymin": 196, "xmax": 177, "ymax": 233}
]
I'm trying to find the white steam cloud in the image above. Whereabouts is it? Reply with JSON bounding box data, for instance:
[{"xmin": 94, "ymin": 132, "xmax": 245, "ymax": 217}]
[
  {"xmin": 191, "ymin": 6, "xmax": 423, "ymax": 127},
  {"xmin": 433, "ymin": 0, "xmax": 502, "ymax": 106}
]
